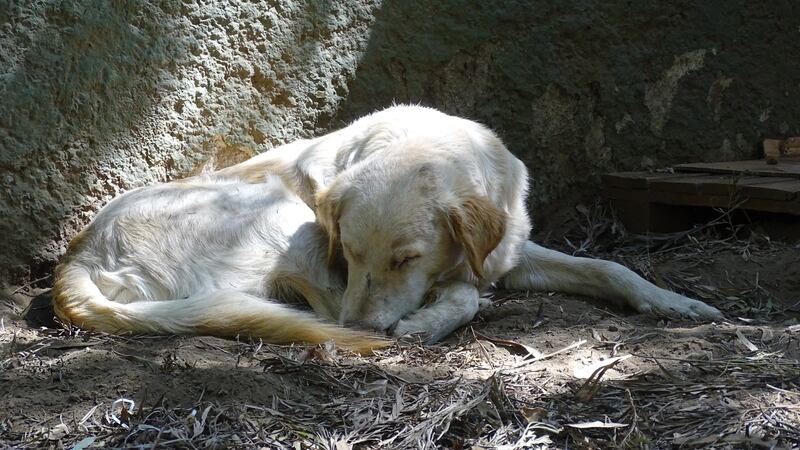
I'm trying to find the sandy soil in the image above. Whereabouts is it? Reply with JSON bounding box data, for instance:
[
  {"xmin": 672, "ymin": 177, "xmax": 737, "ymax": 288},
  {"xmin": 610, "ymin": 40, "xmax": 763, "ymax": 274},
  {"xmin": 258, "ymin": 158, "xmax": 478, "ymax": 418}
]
[{"xmin": 1, "ymin": 238, "xmax": 799, "ymax": 449}]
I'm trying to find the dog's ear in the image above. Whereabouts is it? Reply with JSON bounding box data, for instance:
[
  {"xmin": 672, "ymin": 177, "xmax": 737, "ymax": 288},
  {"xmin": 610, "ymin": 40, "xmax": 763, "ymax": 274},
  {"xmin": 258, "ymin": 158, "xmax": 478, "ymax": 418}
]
[
  {"xmin": 315, "ymin": 185, "xmax": 344, "ymax": 266},
  {"xmin": 448, "ymin": 196, "xmax": 507, "ymax": 279}
]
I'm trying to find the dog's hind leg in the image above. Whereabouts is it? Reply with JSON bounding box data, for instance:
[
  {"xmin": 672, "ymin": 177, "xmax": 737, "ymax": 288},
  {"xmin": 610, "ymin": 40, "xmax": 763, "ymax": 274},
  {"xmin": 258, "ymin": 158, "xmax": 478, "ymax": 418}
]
[
  {"xmin": 277, "ymin": 276, "xmax": 343, "ymax": 322},
  {"xmin": 391, "ymin": 281, "xmax": 483, "ymax": 343},
  {"xmin": 502, "ymin": 241, "xmax": 722, "ymax": 320},
  {"xmin": 273, "ymin": 221, "xmax": 346, "ymax": 321}
]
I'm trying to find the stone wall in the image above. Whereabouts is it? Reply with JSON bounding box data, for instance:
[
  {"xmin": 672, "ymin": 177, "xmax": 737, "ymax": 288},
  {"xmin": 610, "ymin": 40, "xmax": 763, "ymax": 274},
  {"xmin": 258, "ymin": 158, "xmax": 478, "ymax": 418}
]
[
  {"xmin": 0, "ymin": 0, "xmax": 380, "ymax": 284},
  {"xmin": 1, "ymin": 0, "xmax": 798, "ymax": 286},
  {"xmin": 334, "ymin": 1, "xmax": 799, "ymax": 216}
]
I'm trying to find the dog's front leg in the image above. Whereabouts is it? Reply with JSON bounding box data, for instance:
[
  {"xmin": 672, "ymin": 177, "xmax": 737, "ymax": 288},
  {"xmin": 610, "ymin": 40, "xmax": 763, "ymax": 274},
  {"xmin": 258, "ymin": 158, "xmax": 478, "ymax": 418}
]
[
  {"xmin": 391, "ymin": 281, "xmax": 484, "ymax": 343},
  {"xmin": 503, "ymin": 241, "xmax": 722, "ymax": 320}
]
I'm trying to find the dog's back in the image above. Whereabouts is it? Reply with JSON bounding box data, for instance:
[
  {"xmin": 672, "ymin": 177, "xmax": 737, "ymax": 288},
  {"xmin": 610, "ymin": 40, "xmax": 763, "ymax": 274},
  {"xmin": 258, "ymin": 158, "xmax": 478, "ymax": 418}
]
[{"xmin": 53, "ymin": 176, "xmax": 386, "ymax": 352}]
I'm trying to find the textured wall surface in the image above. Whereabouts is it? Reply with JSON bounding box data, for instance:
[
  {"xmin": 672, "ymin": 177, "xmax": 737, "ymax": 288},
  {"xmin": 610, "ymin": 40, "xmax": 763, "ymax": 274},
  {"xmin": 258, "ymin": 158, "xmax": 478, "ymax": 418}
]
[
  {"xmin": 0, "ymin": 0, "xmax": 380, "ymax": 284},
  {"xmin": 334, "ymin": 1, "xmax": 799, "ymax": 215},
  {"xmin": 1, "ymin": 0, "xmax": 798, "ymax": 285}
]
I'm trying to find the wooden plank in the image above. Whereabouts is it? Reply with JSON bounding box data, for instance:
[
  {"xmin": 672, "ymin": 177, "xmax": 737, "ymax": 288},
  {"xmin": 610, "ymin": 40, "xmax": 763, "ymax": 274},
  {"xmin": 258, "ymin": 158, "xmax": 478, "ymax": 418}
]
[
  {"xmin": 650, "ymin": 175, "xmax": 800, "ymax": 201},
  {"xmin": 649, "ymin": 191, "xmax": 800, "ymax": 215},
  {"xmin": 602, "ymin": 185, "xmax": 650, "ymax": 202},
  {"xmin": 602, "ymin": 171, "xmax": 706, "ymax": 189},
  {"xmin": 764, "ymin": 139, "xmax": 782, "ymax": 162},
  {"xmin": 604, "ymin": 166, "xmax": 800, "ymax": 235},
  {"xmin": 763, "ymin": 138, "xmax": 800, "ymax": 161},
  {"xmin": 747, "ymin": 179, "xmax": 800, "ymax": 200},
  {"xmin": 675, "ymin": 159, "xmax": 800, "ymax": 179},
  {"xmin": 782, "ymin": 137, "xmax": 800, "ymax": 157}
]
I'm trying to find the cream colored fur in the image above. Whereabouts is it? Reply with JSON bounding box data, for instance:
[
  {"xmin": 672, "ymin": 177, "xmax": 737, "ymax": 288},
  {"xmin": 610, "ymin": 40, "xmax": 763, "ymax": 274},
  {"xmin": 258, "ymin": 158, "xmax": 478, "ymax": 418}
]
[
  {"xmin": 53, "ymin": 176, "xmax": 386, "ymax": 353},
  {"xmin": 306, "ymin": 106, "xmax": 721, "ymax": 339},
  {"xmin": 54, "ymin": 105, "xmax": 721, "ymax": 348}
]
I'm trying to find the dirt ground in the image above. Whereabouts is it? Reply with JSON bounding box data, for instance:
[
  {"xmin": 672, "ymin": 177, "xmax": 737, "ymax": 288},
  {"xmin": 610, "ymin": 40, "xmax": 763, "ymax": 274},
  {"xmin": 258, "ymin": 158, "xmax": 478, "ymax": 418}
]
[{"xmin": 2, "ymin": 227, "xmax": 799, "ymax": 449}]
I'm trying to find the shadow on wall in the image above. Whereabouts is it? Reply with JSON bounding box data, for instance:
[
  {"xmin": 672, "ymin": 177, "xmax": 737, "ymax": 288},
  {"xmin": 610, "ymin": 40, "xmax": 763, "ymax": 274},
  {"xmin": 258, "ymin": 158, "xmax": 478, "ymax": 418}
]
[
  {"xmin": 0, "ymin": 1, "xmax": 184, "ymax": 281},
  {"xmin": 3, "ymin": 0, "xmax": 799, "ymax": 286},
  {"xmin": 0, "ymin": 0, "xmax": 379, "ymax": 286},
  {"xmin": 332, "ymin": 0, "xmax": 799, "ymax": 224}
]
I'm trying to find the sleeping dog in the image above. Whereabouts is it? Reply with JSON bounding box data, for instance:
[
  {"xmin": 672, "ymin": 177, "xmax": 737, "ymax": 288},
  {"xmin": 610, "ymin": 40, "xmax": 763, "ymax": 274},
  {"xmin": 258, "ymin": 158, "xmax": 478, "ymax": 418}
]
[{"xmin": 53, "ymin": 106, "xmax": 721, "ymax": 349}]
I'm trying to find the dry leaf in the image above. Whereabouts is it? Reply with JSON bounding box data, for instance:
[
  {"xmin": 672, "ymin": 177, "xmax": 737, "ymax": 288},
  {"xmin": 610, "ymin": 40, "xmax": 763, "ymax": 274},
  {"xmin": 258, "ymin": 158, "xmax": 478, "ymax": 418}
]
[
  {"xmin": 521, "ymin": 406, "xmax": 548, "ymax": 424},
  {"xmin": 46, "ymin": 423, "xmax": 69, "ymax": 441},
  {"xmin": 573, "ymin": 354, "xmax": 631, "ymax": 379},
  {"xmin": 298, "ymin": 343, "xmax": 336, "ymax": 363},
  {"xmin": 71, "ymin": 436, "xmax": 96, "ymax": 450},
  {"xmin": 567, "ymin": 421, "xmax": 627, "ymax": 429},
  {"xmin": 475, "ymin": 332, "xmax": 542, "ymax": 359},
  {"xmin": 735, "ymin": 330, "xmax": 759, "ymax": 352}
]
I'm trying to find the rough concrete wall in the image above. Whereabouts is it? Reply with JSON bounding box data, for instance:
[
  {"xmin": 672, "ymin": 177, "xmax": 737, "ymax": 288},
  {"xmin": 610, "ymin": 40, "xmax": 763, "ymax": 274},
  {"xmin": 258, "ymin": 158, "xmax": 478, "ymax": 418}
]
[
  {"xmin": 333, "ymin": 0, "xmax": 800, "ymax": 220},
  {"xmin": 0, "ymin": 0, "xmax": 379, "ymax": 284},
  {"xmin": 2, "ymin": 0, "xmax": 799, "ymax": 286}
]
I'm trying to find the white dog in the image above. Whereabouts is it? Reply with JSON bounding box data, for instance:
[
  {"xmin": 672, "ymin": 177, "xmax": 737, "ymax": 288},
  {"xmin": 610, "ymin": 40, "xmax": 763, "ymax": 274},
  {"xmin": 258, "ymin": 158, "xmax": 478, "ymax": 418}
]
[
  {"xmin": 53, "ymin": 105, "xmax": 721, "ymax": 349},
  {"xmin": 52, "ymin": 176, "xmax": 388, "ymax": 353}
]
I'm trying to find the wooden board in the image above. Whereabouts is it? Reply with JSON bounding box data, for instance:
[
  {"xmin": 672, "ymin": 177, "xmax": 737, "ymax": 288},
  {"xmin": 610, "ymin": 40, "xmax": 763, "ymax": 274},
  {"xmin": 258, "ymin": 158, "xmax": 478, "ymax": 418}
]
[
  {"xmin": 602, "ymin": 171, "xmax": 706, "ymax": 189},
  {"xmin": 648, "ymin": 191, "xmax": 800, "ymax": 215},
  {"xmin": 603, "ymin": 186, "xmax": 650, "ymax": 202},
  {"xmin": 649, "ymin": 175, "xmax": 800, "ymax": 201},
  {"xmin": 675, "ymin": 159, "xmax": 800, "ymax": 179},
  {"xmin": 603, "ymin": 162, "xmax": 800, "ymax": 235},
  {"xmin": 606, "ymin": 185, "xmax": 800, "ymax": 215}
]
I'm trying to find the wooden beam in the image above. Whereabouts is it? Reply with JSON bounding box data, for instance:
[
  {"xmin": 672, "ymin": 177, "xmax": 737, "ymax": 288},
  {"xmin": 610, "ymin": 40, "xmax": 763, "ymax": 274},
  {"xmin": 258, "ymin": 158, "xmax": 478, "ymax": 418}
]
[
  {"xmin": 675, "ymin": 160, "xmax": 800, "ymax": 179},
  {"xmin": 650, "ymin": 175, "xmax": 800, "ymax": 201},
  {"xmin": 602, "ymin": 171, "xmax": 706, "ymax": 189}
]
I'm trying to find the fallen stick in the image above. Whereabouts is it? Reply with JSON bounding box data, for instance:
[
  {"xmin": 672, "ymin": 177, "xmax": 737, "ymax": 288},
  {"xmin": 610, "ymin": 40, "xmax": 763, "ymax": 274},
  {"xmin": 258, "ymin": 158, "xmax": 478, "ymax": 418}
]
[{"xmin": 509, "ymin": 339, "xmax": 587, "ymax": 372}]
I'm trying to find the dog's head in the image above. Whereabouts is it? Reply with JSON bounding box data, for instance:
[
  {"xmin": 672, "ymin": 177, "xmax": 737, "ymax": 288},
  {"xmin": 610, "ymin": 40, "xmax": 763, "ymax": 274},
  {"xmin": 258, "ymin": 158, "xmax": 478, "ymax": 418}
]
[{"xmin": 315, "ymin": 158, "xmax": 506, "ymax": 333}]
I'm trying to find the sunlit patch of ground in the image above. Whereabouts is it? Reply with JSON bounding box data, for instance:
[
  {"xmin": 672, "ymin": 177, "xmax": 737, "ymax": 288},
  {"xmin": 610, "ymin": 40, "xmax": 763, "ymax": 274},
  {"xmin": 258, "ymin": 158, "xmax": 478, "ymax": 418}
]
[{"xmin": 2, "ymin": 233, "xmax": 799, "ymax": 449}]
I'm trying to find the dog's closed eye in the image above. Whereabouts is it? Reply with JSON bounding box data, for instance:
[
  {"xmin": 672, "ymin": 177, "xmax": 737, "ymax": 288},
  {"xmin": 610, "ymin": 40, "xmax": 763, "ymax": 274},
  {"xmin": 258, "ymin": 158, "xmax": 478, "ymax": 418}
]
[{"xmin": 392, "ymin": 254, "xmax": 420, "ymax": 270}]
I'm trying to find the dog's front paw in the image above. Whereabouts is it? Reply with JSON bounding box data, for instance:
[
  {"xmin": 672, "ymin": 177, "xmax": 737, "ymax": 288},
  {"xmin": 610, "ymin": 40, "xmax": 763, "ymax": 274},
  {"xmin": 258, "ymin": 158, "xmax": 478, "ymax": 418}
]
[
  {"xmin": 391, "ymin": 318, "xmax": 436, "ymax": 343},
  {"xmin": 634, "ymin": 288, "xmax": 723, "ymax": 321}
]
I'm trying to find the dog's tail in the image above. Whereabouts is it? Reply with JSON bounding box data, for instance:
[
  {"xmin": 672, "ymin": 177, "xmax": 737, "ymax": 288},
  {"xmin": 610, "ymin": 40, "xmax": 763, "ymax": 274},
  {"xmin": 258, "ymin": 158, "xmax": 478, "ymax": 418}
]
[{"xmin": 52, "ymin": 264, "xmax": 388, "ymax": 354}]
